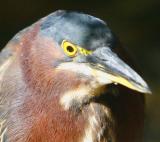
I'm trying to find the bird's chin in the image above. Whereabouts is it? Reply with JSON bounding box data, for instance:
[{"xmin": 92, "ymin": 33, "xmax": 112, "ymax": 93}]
[{"xmin": 60, "ymin": 80, "xmax": 113, "ymax": 113}]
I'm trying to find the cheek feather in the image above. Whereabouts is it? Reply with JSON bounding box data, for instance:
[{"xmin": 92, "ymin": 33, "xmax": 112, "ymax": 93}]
[
  {"xmin": 59, "ymin": 79, "xmax": 107, "ymax": 111},
  {"xmin": 60, "ymin": 85, "xmax": 91, "ymax": 110}
]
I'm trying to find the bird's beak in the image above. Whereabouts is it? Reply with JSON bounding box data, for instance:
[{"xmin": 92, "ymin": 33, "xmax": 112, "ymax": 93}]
[{"xmin": 86, "ymin": 47, "xmax": 151, "ymax": 94}]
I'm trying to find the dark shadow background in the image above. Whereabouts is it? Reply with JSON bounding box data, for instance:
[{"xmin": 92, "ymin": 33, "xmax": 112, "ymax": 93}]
[{"xmin": 0, "ymin": 0, "xmax": 159, "ymax": 141}]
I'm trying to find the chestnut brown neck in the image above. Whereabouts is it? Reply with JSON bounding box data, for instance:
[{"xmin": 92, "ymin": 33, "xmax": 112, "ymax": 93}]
[{"xmin": 6, "ymin": 24, "xmax": 87, "ymax": 142}]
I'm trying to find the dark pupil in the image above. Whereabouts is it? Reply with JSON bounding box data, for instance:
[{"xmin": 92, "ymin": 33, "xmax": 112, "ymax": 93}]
[{"xmin": 67, "ymin": 46, "xmax": 74, "ymax": 52}]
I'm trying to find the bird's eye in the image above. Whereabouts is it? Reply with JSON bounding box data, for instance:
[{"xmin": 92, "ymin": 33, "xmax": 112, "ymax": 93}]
[{"xmin": 61, "ymin": 40, "xmax": 78, "ymax": 57}]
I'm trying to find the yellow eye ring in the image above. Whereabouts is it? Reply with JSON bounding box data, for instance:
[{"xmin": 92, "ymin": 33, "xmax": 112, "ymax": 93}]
[{"xmin": 61, "ymin": 40, "xmax": 78, "ymax": 57}]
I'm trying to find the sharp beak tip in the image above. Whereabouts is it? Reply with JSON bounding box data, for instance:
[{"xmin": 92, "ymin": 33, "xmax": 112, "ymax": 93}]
[
  {"xmin": 146, "ymin": 89, "xmax": 152, "ymax": 94},
  {"xmin": 132, "ymin": 77, "xmax": 152, "ymax": 94},
  {"xmin": 141, "ymin": 85, "xmax": 152, "ymax": 94},
  {"xmin": 118, "ymin": 77, "xmax": 152, "ymax": 94}
]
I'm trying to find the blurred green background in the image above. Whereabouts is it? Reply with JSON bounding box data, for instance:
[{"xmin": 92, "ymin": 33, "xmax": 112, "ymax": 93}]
[{"xmin": 0, "ymin": 0, "xmax": 159, "ymax": 141}]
